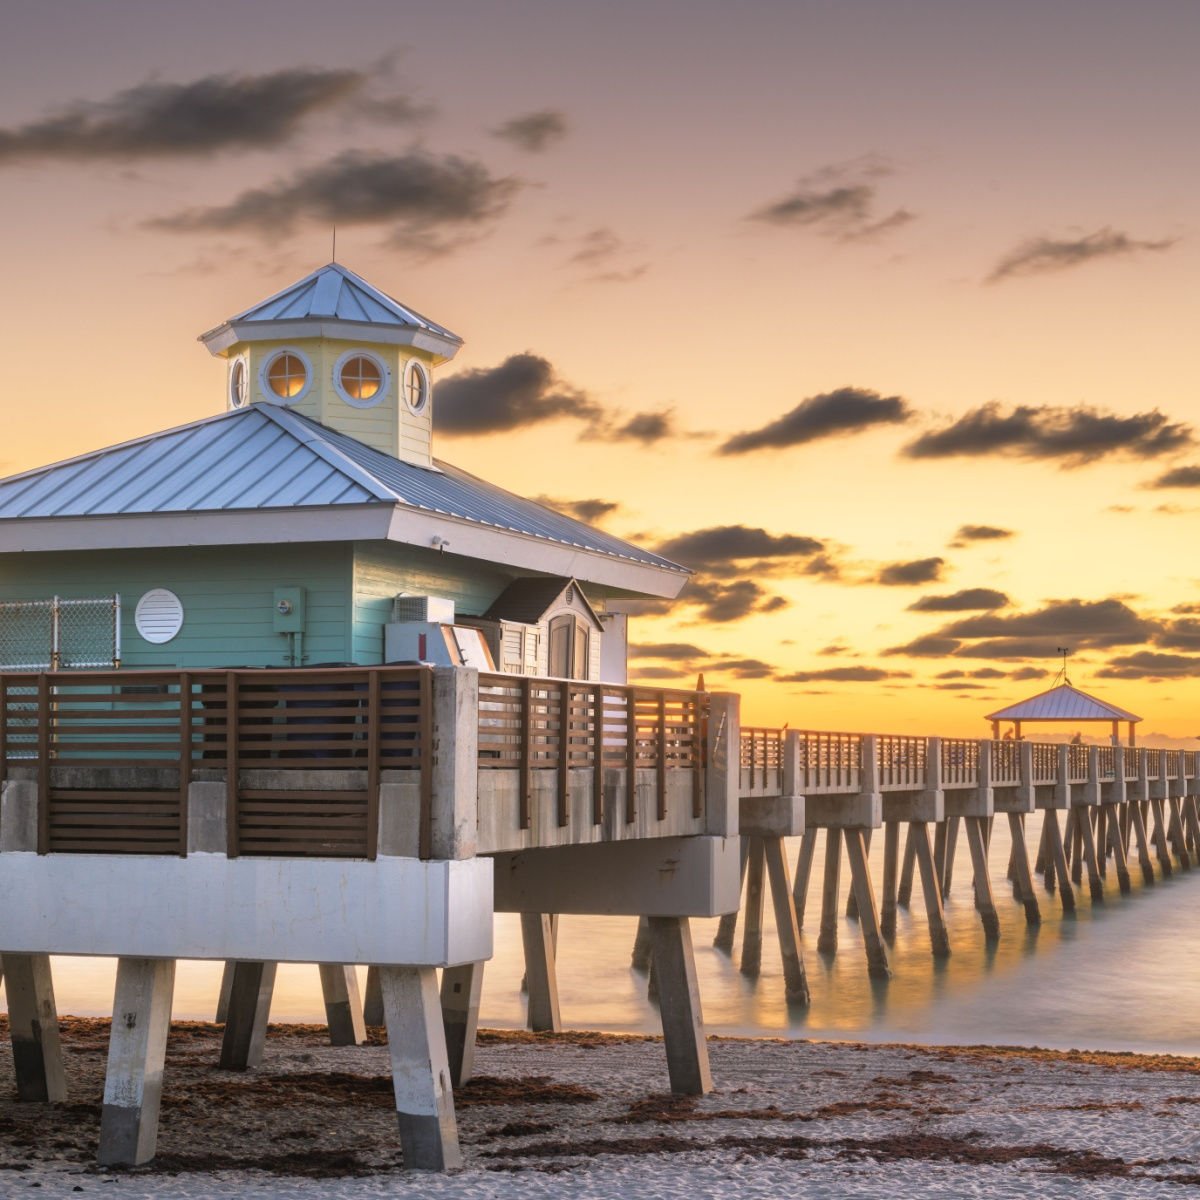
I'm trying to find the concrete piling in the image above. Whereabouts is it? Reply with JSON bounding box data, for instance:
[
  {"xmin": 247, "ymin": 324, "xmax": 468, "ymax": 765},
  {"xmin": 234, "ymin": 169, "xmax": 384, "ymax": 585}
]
[
  {"xmin": 740, "ymin": 836, "xmax": 766, "ymax": 975},
  {"xmin": 4, "ymin": 953, "xmax": 66, "ymax": 1103},
  {"xmin": 440, "ymin": 962, "xmax": 484, "ymax": 1087},
  {"xmin": 647, "ymin": 916, "xmax": 712, "ymax": 1096},
  {"xmin": 520, "ymin": 913, "xmax": 562, "ymax": 1032},
  {"xmin": 762, "ymin": 836, "xmax": 810, "ymax": 1003},
  {"xmin": 219, "ymin": 960, "xmax": 277, "ymax": 1071},
  {"xmin": 319, "ymin": 964, "xmax": 367, "ymax": 1047}
]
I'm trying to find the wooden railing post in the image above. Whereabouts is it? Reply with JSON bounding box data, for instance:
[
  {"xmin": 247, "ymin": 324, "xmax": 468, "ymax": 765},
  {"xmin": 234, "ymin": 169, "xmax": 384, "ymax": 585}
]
[
  {"xmin": 704, "ymin": 692, "xmax": 739, "ymax": 836},
  {"xmin": 225, "ymin": 671, "xmax": 239, "ymax": 858},
  {"xmin": 625, "ymin": 688, "xmax": 637, "ymax": 824},
  {"xmin": 178, "ymin": 672, "xmax": 191, "ymax": 858},
  {"xmin": 656, "ymin": 691, "xmax": 667, "ymax": 821},
  {"xmin": 592, "ymin": 684, "xmax": 604, "ymax": 826},
  {"xmin": 557, "ymin": 680, "xmax": 570, "ymax": 828},
  {"xmin": 366, "ymin": 670, "xmax": 381, "ymax": 860},
  {"xmin": 430, "ymin": 667, "xmax": 479, "ymax": 859},
  {"xmin": 518, "ymin": 677, "xmax": 533, "ymax": 830},
  {"xmin": 36, "ymin": 674, "xmax": 50, "ymax": 855}
]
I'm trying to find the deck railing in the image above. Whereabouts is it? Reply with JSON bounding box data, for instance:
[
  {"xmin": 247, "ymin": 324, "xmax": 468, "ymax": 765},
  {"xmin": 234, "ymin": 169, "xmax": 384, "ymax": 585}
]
[
  {"xmin": 992, "ymin": 740, "xmax": 1021, "ymax": 785},
  {"xmin": 941, "ymin": 738, "xmax": 979, "ymax": 788},
  {"xmin": 797, "ymin": 731, "xmax": 862, "ymax": 793},
  {"xmin": 477, "ymin": 675, "xmax": 706, "ymax": 828}
]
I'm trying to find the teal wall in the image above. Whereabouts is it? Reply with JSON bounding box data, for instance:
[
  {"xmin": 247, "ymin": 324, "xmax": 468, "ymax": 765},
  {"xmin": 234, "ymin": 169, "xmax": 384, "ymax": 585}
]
[
  {"xmin": 351, "ymin": 541, "xmax": 510, "ymax": 664},
  {"xmin": 0, "ymin": 540, "xmax": 518, "ymax": 670},
  {"xmin": 0, "ymin": 544, "xmax": 354, "ymax": 669}
]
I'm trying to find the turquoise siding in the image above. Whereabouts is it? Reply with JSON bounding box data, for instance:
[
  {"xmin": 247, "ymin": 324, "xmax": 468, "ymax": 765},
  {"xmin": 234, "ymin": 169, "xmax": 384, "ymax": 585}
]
[
  {"xmin": 0, "ymin": 544, "xmax": 354, "ymax": 669},
  {"xmin": 351, "ymin": 542, "xmax": 510, "ymax": 664}
]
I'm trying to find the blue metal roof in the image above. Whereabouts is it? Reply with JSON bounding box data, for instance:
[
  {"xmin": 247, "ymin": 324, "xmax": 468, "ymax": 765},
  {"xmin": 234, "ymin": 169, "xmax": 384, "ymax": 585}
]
[
  {"xmin": 986, "ymin": 683, "xmax": 1141, "ymax": 724},
  {"xmin": 219, "ymin": 263, "xmax": 462, "ymax": 343},
  {"xmin": 0, "ymin": 406, "xmax": 686, "ymax": 575}
]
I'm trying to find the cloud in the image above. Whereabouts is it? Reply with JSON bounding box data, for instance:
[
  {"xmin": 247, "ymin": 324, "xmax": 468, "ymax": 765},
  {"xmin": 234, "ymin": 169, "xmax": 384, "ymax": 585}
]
[
  {"xmin": 748, "ymin": 160, "xmax": 915, "ymax": 242},
  {"xmin": 777, "ymin": 667, "xmax": 909, "ymax": 683},
  {"xmin": 909, "ymin": 588, "xmax": 1010, "ymax": 612},
  {"xmin": 656, "ymin": 526, "xmax": 824, "ymax": 573},
  {"xmin": 1010, "ymin": 667, "xmax": 1049, "ymax": 681},
  {"xmin": 0, "ymin": 67, "xmax": 411, "ymax": 165},
  {"xmin": 885, "ymin": 635, "xmax": 963, "ymax": 657},
  {"xmin": 629, "ymin": 642, "xmax": 710, "ymax": 661},
  {"xmin": 683, "ymin": 578, "xmax": 785, "ymax": 623},
  {"xmin": 436, "ymin": 354, "xmax": 601, "ymax": 435},
  {"xmin": 713, "ymin": 657, "xmax": 777, "ymax": 679},
  {"xmin": 559, "ymin": 227, "xmax": 649, "ymax": 283},
  {"xmin": 1148, "ymin": 465, "xmax": 1200, "ymax": 489},
  {"xmin": 1152, "ymin": 618, "xmax": 1200, "ymax": 652},
  {"xmin": 533, "ymin": 495, "xmax": 621, "ymax": 525},
  {"xmin": 491, "ymin": 109, "xmax": 568, "ymax": 152},
  {"xmin": 608, "ymin": 411, "xmax": 675, "ymax": 444},
  {"xmin": 1097, "ymin": 651, "xmax": 1200, "ymax": 680},
  {"xmin": 950, "ymin": 524, "xmax": 1014, "ymax": 546},
  {"xmin": 987, "ymin": 227, "xmax": 1177, "ymax": 283},
  {"xmin": 904, "ymin": 402, "xmax": 1191, "ymax": 467},
  {"xmin": 719, "ymin": 387, "xmax": 913, "ymax": 455},
  {"xmin": 148, "ymin": 150, "xmax": 520, "ymax": 252},
  {"xmin": 941, "ymin": 599, "xmax": 1152, "ymax": 647},
  {"xmin": 875, "ymin": 557, "xmax": 945, "ymax": 586}
]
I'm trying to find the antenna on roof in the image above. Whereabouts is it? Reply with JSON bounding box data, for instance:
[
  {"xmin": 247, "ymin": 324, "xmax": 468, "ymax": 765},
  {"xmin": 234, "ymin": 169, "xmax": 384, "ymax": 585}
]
[
  {"xmin": 331, "ymin": 226, "xmax": 337, "ymax": 264},
  {"xmin": 1055, "ymin": 646, "xmax": 1071, "ymax": 686}
]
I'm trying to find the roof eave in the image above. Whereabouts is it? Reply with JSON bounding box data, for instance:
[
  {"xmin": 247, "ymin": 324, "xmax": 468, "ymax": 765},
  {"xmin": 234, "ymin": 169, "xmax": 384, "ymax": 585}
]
[{"xmin": 199, "ymin": 319, "xmax": 463, "ymax": 363}]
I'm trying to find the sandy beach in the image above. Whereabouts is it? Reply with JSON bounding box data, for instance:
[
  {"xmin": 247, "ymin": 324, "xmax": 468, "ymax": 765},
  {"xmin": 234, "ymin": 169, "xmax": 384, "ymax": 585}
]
[{"xmin": 2, "ymin": 1018, "xmax": 1199, "ymax": 1198}]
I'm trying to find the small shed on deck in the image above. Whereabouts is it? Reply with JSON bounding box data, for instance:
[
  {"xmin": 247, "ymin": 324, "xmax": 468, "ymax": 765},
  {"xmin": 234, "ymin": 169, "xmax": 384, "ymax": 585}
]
[{"xmin": 986, "ymin": 682, "xmax": 1141, "ymax": 746}]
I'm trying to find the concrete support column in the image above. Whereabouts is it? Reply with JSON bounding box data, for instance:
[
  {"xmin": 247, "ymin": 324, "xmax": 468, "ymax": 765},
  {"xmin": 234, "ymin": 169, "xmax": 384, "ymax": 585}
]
[
  {"xmin": 377, "ymin": 965, "xmax": 462, "ymax": 1171},
  {"xmin": 319, "ymin": 964, "xmax": 367, "ymax": 1047},
  {"xmin": 762, "ymin": 837, "xmax": 810, "ymax": 1003},
  {"xmin": 647, "ymin": 916, "xmax": 712, "ymax": 1096},
  {"xmin": 816, "ymin": 828, "xmax": 842, "ymax": 955},
  {"xmin": 704, "ymin": 693, "xmax": 740, "ymax": 837},
  {"xmin": 520, "ymin": 913, "xmax": 561, "ymax": 1032},
  {"xmin": 897, "ymin": 825, "xmax": 916, "ymax": 907},
  {"xmin": 1075, "ymin": 804, "xmax": 1105, "ymax": 902},
  {"xmin": 713, "ymin": 839, "xmax": 749, "ymax": 952},
  {"xmin": 440, "ymin": 962, "xmax": 484, "ymax": 1087},
  {"xmin": 964, "ymin": 816, "xmax": 1000, "ymax": 939},
  {"xmin": 219, "ymin": 960, "xmax": 276, "ymax": 1070},
  {"xmin": 214, "ymin": 961, "xmax": 234, "ymax": 1024},
  {"xmin": 1007, "ymin": 813, "xmax": 1041, "ymax": 925},
  {"xmin": 911, "ymin": 823, "xmax": 950, "ymax": 958},
  {"xmin": 97, "ymin": 958, "xmax": 176, "ymax": 1167},
  {"xmin": 632, "ymin": 914, "xmax": 655, "ymax": 968},
  {"xmin": 430, "ymin": 666, "xmax": 479, "ymax": 861},
  {"xmin": 880, "ymin": 820, "xmax": 900, "ymax": 937},
  {"xmin": 740, "ymin": 836, "xmax": 766, "ymax": 975},
  {"xmin": 1042, "ymin": 811, "xmax": 1076, "ymax": 914},
  {"xmin": 362, "ymin": 966, "xmax": 384, "ymax": 1027},
  {"xmin": 4, "ymin": 953, "xmax": 66, "ymax": 1102},
  {"xmin": 791, "ymin": 829, "xmax": 817, "ymax": 921},
  {"xmin": 844, "ymin": 828, "xmax": 891, "ymax": 978},
  {"xmin": 1103, "ymin": 805, "xmax": 1132, "ymax": 894}
]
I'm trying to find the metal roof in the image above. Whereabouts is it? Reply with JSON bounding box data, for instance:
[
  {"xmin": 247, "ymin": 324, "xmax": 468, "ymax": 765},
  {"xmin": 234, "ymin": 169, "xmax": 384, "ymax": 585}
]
[
  {"xmin": 0, "ymin": 406, "xmax": 686, "ymax": 576},
  {"xmin": 218, "ymin": 262, "xmax": 462, "ymax": 343},
  {"xmin": 986, "ymin": 683, "xmax": 1141, "ymax": 724}
]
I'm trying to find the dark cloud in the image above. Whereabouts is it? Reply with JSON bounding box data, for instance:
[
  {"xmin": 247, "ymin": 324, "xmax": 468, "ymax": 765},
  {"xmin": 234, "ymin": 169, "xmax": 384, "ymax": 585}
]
[
  {"xmin": 1010, "ymin": 667, "xmax": 1049, "ymax": 681},
  {"xmin": 970, "ymin": 667, "xmax": 1007, "ymax": 679},
  {"xmin": 719, "ymin": 387, "xmax": 912, "ymax": 455},
  {"xmin": 909, "ymin": 588, "xmax": 1010, "ymax": 613},
  {"xmin": 684, "ymin": 579, "xmax": 782, "ymax": 623},
  {"xmin": 950, "ymin": 524, "xmax": 1014, "ymax": 546},
  {"xmin": 876, "ymin": 557, "xmax": 945, "ymax": 586},
  {"xmin": 885, "ymin": 635, "xmax": 962, "ymax": 658},
  {"xmin": 748, "ymin": 161, "xmax": 915, "ymax": 242},
  {"xmin": 1149, "ymin": 465, "xmax": 1200, "ymax": 489},
  {"xmin": 610, "ymin": 412, "xmax": 675, "ymax": 444},
  {"xmin": 436, "ymin": 354, "xmax": 601, "ymax": 435},
  {"xmin": 1153, "ymin": 618, "xmax": 1200, "ymax": 652},
  {"xmin": 942, "ymin": 599, "xmax": 1152, "ymax": 647},
  {"xmin": 628, "ymin": 643, "xmax": 710, "ymax": 661},
  {"xmin": 777, "ymin": 667, "xmax": 909, "ymax": 683},
  {"xmin": 491, "ymin": 109, "xmax": 568, "ymax": 152},
  {"xmin": 656, "ymin": 526, "xmax": 824, "ymax": 573},
  {"xmin": 713, "ymin": 657, "xmax": 776, "ymax": 679},
  {"xmin": 1097, "ymin": 651, "xmax": 1200, "ymax": 680},
  {"xmin": 987, "ymin": 227, "xmax": 1177, "ymax": 284},
  {"xmin": 0, "ymin": 67, "xmax": 407, "ymax": 164},
  {"xmin": 629, "ymin": 665, "xmax": 686, "ymax": 681},
  {"xmin": 904, "ymin": 402, "xmax": 1191, "ymax": 467},
  {"xmin": 149, "ymin": 150, "xmax": 519, "ymax": 252},
  {"xmin": 532, "ymin": 495, "xmax": 621, "ymax": 525},
  {"xmin": 561, "ymin": 227, "xmax": 649, "ymax": 284}
]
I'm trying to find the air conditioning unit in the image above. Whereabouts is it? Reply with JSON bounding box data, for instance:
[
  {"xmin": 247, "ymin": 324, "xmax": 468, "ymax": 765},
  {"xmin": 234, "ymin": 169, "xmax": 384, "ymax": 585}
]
[{"xmin": 392, "ymin": 594, "xmax": 455, "ymax": 624}]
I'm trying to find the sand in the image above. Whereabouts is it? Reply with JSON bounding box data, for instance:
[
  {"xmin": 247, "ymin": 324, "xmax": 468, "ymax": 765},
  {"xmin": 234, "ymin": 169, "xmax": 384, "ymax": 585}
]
[{"xmin": 3, "ymin": 1019, "xmax": 1200, "ymax": 1198}]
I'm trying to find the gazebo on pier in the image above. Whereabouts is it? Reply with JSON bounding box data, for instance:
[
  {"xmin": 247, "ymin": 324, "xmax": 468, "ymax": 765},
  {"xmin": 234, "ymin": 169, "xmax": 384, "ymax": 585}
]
[{"xmin": 986, "ymin": 682, "xmax": 1141, "ymax": 746}]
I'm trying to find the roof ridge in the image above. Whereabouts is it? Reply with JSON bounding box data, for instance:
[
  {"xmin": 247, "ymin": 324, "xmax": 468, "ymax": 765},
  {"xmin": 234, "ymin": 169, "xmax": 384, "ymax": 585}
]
[{"xmin": 254, "ymin": 406, "xmax": 403, "ymax": 504}]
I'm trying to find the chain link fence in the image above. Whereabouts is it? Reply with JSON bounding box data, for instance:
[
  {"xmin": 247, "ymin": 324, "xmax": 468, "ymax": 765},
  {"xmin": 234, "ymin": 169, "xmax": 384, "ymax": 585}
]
[{"xmin": 0, "ymin": 595, "xmax": 121, "ymax": 670}]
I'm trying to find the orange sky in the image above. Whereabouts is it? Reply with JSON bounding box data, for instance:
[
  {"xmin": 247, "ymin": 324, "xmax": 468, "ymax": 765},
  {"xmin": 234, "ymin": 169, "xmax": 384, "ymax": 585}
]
[{"xmin": 1, "ymin": 1, "xmax": 1198, "ymax": 741}]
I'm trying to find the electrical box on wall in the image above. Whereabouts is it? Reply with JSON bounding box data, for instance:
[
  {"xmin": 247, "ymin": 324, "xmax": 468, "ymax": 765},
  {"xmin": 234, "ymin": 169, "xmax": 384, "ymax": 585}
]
[{"xmin": 273, "ymin": 586, "xmax": 306, "ymax": 633}]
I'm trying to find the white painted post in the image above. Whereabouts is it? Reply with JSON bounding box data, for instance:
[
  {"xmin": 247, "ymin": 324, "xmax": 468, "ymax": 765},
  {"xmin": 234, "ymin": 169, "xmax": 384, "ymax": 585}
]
[
  {"xmin": 98, "ymin": 958, "xmax": 176, "ymax": 1166},
  {"xmin": 377, "ymin": 965, "xmax": 462, "ymax": 1171},
  {"xmin": 430, "ymin": 667, "xmax": 479, "ymax": 861},
  {"xmin": 4, "ymin": 953, "xmax": 65, "ymax": 1102},
  {"xmin": 704, "ymin": 692, "xmax": 740, "ymax": 836},
  {"xmin": 319, "ymin": 964, "xmax": 367, "ymax": 1046},
  {"xmin": 647, "ymin": 916, "xmax": 712, "ymax": 1095}
]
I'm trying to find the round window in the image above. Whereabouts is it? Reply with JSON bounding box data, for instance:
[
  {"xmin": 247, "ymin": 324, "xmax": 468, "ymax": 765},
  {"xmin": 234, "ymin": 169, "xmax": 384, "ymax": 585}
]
[
  {"xmin": 266, "ymin": 352, "xmax": 309, "ymax": 400},
  {"xmin": 335, "ymin": 352, "xmax": 388, "ymax": 409},
  {"xmin": 229, "ymin": 359, "xmax": 248, "ymax": 408},
  {"xmin": 135, "ymin": 589, "xmax": 184, "ymax": 645},
  {"xmin": 404, "ymin": 360, "xmax": 429, "ymax": 413}
]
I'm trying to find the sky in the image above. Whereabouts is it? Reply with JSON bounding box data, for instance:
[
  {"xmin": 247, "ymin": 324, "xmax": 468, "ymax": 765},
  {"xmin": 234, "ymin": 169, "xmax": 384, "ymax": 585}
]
[{"xmin": 0, "ymin": 0, "xmax": 1198, "ymax": 740}]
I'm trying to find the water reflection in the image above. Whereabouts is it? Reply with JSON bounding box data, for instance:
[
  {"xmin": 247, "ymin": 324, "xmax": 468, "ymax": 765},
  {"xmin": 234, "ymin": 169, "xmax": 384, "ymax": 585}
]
[{"xmin": 14, "ymin": 812, "xmax": 1200, "ymax": 1054}]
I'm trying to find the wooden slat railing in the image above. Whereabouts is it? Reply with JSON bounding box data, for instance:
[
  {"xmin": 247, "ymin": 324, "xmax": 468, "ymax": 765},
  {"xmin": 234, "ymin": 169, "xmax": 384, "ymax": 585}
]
[{"xmin": 477, "ymin": 674, "xmax": 707, "ymax": 828}]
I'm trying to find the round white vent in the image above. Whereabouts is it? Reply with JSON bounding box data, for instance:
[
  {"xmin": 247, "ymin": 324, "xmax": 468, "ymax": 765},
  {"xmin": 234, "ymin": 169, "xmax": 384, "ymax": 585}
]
[{"xmin": 135, "ymin": 589, "xmax": 184, "ymax": 644}]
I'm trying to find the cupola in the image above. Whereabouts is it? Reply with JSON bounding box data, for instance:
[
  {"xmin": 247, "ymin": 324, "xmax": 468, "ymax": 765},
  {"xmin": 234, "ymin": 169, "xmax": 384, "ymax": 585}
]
[{"xmin": 198, "ymin": 263, "xmax": 463, "ymax": 467}]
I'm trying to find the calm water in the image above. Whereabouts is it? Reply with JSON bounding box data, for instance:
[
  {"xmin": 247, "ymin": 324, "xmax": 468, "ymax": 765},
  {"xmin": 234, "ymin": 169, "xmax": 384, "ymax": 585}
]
[{"xmin": 13, "ymin": 813, "xmax": 1200, "ymax": 1054}]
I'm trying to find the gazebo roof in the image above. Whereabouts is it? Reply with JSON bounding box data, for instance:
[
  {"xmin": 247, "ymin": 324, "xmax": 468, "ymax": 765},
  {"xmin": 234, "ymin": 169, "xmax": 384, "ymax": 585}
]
[{"xmin": 985, "ymin": 683, "xmax": 1141, "ymax": 724}]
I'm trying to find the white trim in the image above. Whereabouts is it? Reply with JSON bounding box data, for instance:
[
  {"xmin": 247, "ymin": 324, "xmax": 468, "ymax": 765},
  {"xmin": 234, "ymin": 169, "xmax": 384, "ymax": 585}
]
[
  {"xmin": 0, "ymin": 505, "xmax": 689, "ymax": 598},
  {"xmin": 403, "ymin": 358, "xmax": 430, "ymax": 414},
  {"xmin": 333, "ymin": 348, "xmax": 391, "ymax": 410},
  {"xmin": 258, "ymin": 346, "xmax": 314, "ymax": 406},
  {"xmin": 228, "ymin": 354, "xmax": 250, "ymax": 409},
  {"xmin": 202, "ymin": 319, "xmax": 462, "ymax": 364}
]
